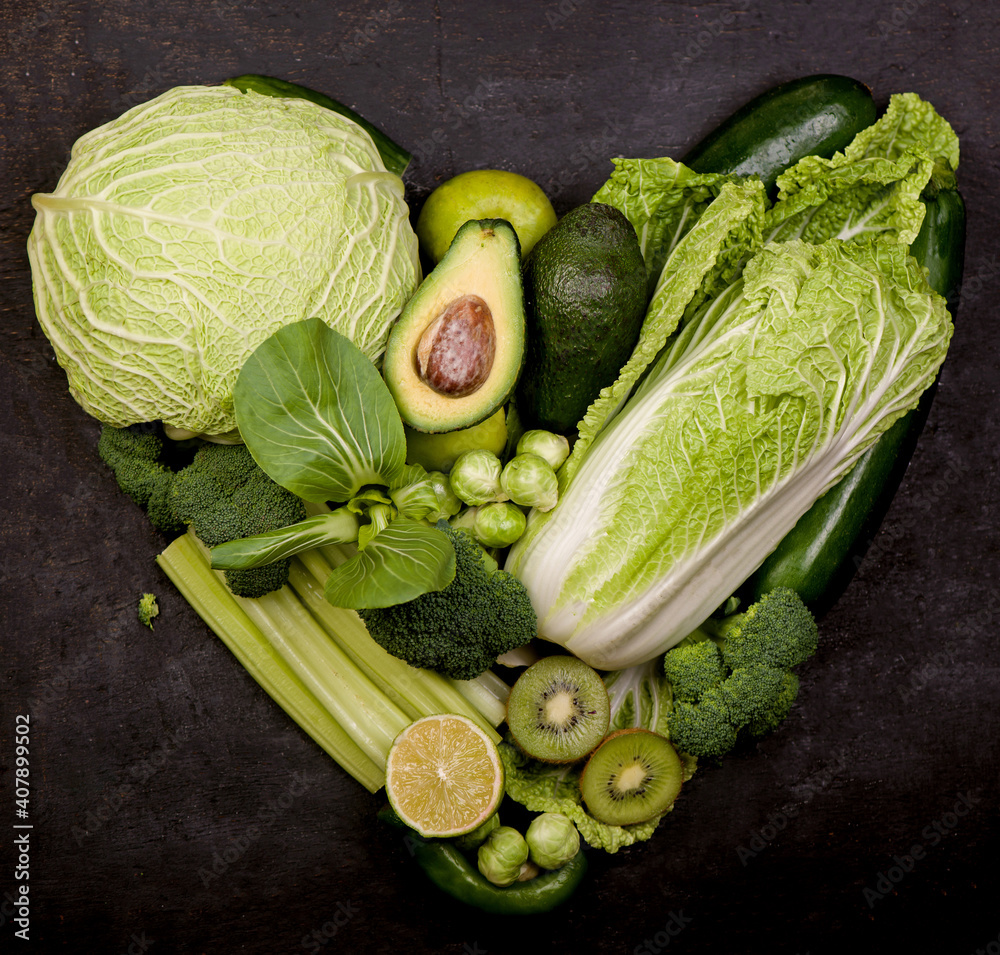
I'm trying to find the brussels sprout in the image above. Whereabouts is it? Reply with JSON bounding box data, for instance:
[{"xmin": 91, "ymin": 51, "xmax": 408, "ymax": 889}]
[
  {"xmin": 500, "ymin": 453, "xmax": 559, "ymax": 511},
  {"xmin": 525, "ymin": 813, "xmax": 580, "ymax": 870},
  {"xmin": 473, "ymin": 502, "xmax": 527, "ymax": 548},
  {"xmin": 477, "ymin": 826, "xmax": 529, "ymax": 887},
  {"xmin": 449, "ymin": 449, "xmax": 506, "ymax": 506},
  {"xmin": 516, "ymin": 429, "xmax": 570, "ymax": 470},
  {"xmin": 449, "ymin": 506, "xmax": 480, "ymax": 535},
  {"xmin": 424, "ymin": 470, "xmax": 463, "ymax": 523},
  {"xmin": 517, "ymin": 861, "xmax": 541, "ymax": 882}
]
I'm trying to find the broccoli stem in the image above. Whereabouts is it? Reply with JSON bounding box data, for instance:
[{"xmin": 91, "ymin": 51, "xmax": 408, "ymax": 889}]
[{"xmin": 156, "ymin": 532, "xmax": 383, "ymax": 792}]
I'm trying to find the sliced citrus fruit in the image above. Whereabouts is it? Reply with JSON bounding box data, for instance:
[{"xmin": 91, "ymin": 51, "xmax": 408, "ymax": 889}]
[{"xmin": 385, "ymin": 713, "xmax": 505, "ymax": 838}]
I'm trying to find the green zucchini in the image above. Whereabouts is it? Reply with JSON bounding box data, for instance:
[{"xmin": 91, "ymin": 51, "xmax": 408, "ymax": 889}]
[
  {"xmin": 683, "ymin": 74, "xmax": 877, "ymax": 196},
  {"xmin": 223, "ymin": 74, "xmax": 412, "ymax": 177},
  {"xmin": 748, "ymin": 168, "xmax": 966, "ymax": 612}
]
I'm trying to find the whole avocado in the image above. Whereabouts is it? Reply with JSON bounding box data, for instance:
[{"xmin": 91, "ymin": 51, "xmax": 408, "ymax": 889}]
[{"xmin": 518, "ymin": 203, "xmax": 647, "ymax": 434}]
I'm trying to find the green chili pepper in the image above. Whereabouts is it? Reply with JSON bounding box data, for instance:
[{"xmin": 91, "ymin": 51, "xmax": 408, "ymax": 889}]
[{"xmin": 379, "ymin": 807, "xmax": 588, "ymax": 914}]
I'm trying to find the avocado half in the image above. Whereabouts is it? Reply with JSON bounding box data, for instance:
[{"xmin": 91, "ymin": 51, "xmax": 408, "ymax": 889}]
[{"xmin": 383, "ymin": 218, "xmax": 525, "ymax": 433}]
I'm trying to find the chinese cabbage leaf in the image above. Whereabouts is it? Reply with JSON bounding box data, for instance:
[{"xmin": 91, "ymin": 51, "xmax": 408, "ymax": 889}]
[
  {"xmin": 506, "ymin": 237, "xmax": 952, "ymax": 669},
  {"xmin": 764, "ymin": 93, "xmax": 959, "ymax": 246}
]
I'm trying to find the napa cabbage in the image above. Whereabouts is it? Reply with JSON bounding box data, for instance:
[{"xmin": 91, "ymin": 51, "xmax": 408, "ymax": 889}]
[
  {"xmin": 27, "ymin": 85, "xmax": 419, "ymax": 438},
  {"xmin": 506, "ymin": 92, "xmax": 958, "ymax": 671},
  {"xmin": 506, "ymin": 235, "xmax": 952, "ymax": 669}
]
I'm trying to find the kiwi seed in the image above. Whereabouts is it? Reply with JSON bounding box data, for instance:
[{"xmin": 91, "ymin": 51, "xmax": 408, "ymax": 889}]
[
  {"xmin": 506, "ymin": 655, "xmax": 611, "ymax": 763},
  {"xmin": 579, "ymin": 729, "xmax": 683, "ymax": 827}
]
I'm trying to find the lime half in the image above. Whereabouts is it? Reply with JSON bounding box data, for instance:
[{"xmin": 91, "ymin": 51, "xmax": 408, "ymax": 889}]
[{"xmin": 385, "ymin": 714, "xmax": 505, "ymax": 838}]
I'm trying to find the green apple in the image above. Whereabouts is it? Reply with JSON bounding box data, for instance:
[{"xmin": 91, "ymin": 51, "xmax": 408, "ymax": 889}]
[{"xmin": 416, "ymin": 169, "xmax": 558, "ymax": 264}]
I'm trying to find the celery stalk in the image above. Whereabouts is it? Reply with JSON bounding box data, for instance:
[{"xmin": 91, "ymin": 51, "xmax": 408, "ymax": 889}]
[
  {"xmin": 450, "ymin": 670, "xmax": 510, "ymax": 728},
  {"xmin": 232, "ymin": 582, "xmax": 410, "ymax": 769},
  {"xmin": 156, "ymin": 532, "xmax": 383, "ymax": 793},
  {"xmin": 290, "ymin": 551, "xmax": 502, "ymax": 742}
]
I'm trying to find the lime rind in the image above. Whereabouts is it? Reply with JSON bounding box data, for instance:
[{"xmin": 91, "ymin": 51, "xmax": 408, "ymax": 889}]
[{"xmin": 385, "ymin": 713, "xmax": 505, "ymax": 838}]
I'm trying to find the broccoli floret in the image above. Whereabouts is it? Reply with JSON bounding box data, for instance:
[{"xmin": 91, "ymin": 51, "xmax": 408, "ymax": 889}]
[
  {"xmin": 98, "ymin": 425, "xmax": 307, "ymax": 598},
  {"xmin": 138, "ymin": 593, "xmax": 160, "ymax": 630},
  {"xmin": 664, "ymin": 588, "xmax": 817, "ymax": 759},
  {"xmin": 662, "ymin": 638, "xmax": 726, "ymax": 703},
  {"xmin": 718, "ymin": 666, "xmax": 800, "ymax": 736},
  {"xmin": 668, "ymin": 691, "xmax": 739, "ymax": 759},
  {"xmin": 171, "ymin": 444, "xmax": 307, "ymax": 598},
  {"xmin": 97, "ymin": 424, "xmax": 184, "ymax": 535},
  {"xmin": 358, "ymin": 524, "xmax": 537, "ymax": 680},
  {"xmin": 715, "ymin": 587, "xmax": 818, "ymax": 670}
]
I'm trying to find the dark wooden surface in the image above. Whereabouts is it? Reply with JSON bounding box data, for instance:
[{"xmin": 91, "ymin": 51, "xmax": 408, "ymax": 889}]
[{"xmin": 2, "ymin": 2, "xmax": 999, "ymax": 953}]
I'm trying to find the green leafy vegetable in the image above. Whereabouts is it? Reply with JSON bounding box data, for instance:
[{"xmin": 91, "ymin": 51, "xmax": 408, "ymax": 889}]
[
  {"xmin": 507, "ymin": 237, "xmax": 952, "ymax": 669},
  {"xmin": 209, "ymin": 510, "xmax": 362, "ymax": 571},
  {"xmin": 603, "ymin": 658, "xmax": 673, "ymax": 737},
  {"xmin": 223, "ymin": 74, "xmax": 412, "ymax": 177},
  {"xmin": 218, "ymin": 318, "xmax": 455, "ymax": 606},
  {"xmin": 323, "ymin": 519, "xmax": 457, "ymax": 609},
  {"xmin": 28, "ymin": 85, "xmax": 419, "ymax": 437},
  {"xmin": 235, "ymin": 317, "xmax": 407, "ymax": 502},
  {"xmin": 591, "ymin": 157, "xmax": 732, "ymax": 294},
  {"xmin": 564, "ymin": 179, "xmax": 766, "ymax": 483},
  {"xmin": 765, "ymin": 93, "xmax": 959, "ymax": 245},
  {"xmin": 846, "ymin": 92, "xmax": 959, "ymax": 168}
]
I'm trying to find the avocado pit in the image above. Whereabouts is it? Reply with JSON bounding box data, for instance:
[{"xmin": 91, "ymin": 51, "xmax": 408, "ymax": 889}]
[{"xmin": 415, "ymin": 294, "xmax": 496, "ymax": 398}]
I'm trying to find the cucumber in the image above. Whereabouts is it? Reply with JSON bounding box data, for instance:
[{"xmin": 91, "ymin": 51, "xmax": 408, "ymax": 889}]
[
  {"xmin": 747, "ymin": 170, "xmax": 966, "ymax": 612},
  {"xmin": 683, "ymin": 74, "xmax": 877, "ymax": 196},
  {"xmin": 223, "ymin": 74, "xmax": 412, "ymax": 177}
]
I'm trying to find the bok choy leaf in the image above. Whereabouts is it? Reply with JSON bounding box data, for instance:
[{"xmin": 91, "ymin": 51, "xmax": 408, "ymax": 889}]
[{"xmin": 215, "ymin": 318, "xmax": 455, "ymax": 608}]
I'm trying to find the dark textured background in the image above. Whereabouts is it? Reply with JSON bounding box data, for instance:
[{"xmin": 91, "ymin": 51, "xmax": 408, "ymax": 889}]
[{"xmin": 2, "ymin": 2, "xmax": 998, "ymax": 953}]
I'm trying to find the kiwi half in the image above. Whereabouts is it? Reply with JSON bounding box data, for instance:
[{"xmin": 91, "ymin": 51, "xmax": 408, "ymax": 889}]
[
  {"xmin": 579, "ymin": 729, "xmax": 683, "ymax": 826},
  {"xmin": 506, "ymin": 655, "xmax": 611, "ymax": 763}
]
